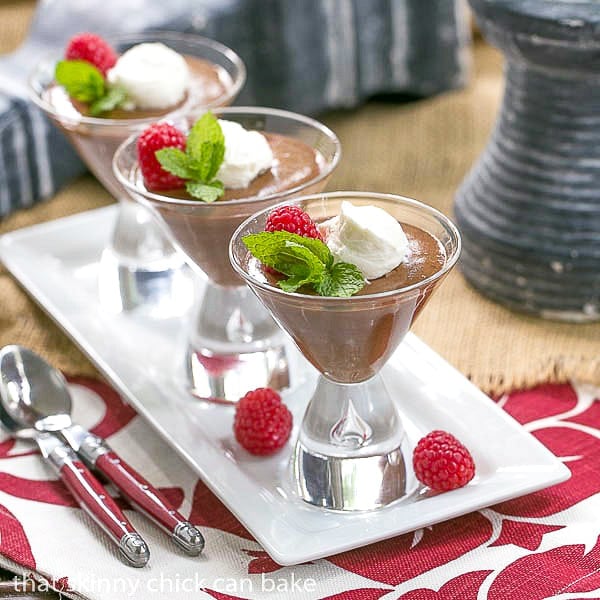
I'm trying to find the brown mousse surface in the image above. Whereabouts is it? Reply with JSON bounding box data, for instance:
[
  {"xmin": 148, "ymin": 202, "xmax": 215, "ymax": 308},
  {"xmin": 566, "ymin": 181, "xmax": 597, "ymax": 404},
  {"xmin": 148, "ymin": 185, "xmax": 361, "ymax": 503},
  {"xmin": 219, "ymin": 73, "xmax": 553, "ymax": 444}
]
[
  {"xmin": 157, "ymin": 133, "xmax": 323, "ymax": 202},
  {"xmin": 143, "ymin": 135, "xmax": 326, "ymax": 286},
  {"xmin": 256, "ymin": 223, "xmax": 446, "ymax": 295},
  {"xmin": 44, "ymin": 56, "xmax": 232, "ymax": 120},
  {"xmin": 243, "ymin": 221, "xmax": 448, "ymax": 383}
]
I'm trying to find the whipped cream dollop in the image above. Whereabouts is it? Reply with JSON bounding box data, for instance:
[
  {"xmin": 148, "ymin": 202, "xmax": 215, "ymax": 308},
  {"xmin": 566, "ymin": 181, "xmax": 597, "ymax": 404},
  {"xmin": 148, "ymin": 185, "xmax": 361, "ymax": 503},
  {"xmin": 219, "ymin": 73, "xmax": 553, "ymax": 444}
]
[
  {"xmin": 216, "ymin": 119, "xmax": 274, "ymax": 189},
  {"xmin": 319, "ymin": 201, "xmax": 409, "ymax": 280},
  {"xmin": 107, "ymin": 43, "xmax": 189, "ymax": 110}
]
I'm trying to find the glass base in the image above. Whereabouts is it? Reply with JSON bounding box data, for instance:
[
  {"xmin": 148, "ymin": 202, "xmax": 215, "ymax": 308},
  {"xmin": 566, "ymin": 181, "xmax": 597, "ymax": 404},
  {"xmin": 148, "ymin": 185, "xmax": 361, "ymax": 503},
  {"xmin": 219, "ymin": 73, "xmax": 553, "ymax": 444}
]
[
  {"xmin": 293, "ymin": 436, "xmax": 417, "ymax": 511},
  {"xmin": 187, "ymin": 345, "xmax": 290, "ymax": 404},
  {"xmin": 293, "ymin": 374, "xmax": 418, "ymax": 511},
  {"xmin": 186, "ymin": 281, "xmax": 291, "ymax": 403}
]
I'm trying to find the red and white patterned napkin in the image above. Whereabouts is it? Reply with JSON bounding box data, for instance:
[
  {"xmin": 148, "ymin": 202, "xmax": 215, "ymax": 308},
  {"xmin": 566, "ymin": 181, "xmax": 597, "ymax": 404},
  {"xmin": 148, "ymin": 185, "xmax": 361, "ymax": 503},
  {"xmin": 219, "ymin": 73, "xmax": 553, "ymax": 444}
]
[{"xmin": 0, "ymin": 376, "xmax": 598, "ymax": 599}]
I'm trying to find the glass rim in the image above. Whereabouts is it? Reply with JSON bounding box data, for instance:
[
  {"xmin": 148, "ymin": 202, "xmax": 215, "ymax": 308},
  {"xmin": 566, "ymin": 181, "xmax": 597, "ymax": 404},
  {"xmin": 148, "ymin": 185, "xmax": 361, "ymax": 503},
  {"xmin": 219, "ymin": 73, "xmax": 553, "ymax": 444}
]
[
  {"xmin": 229, "ymin": 191, "xmax": 462, "ymax": 302},
  {"xmin": 28, "ymin": 30, "xmax": 247, "ymax": 127},
  {"xmin": 112, "ymin": 106, "xmax": 342, "ymax": 207}
]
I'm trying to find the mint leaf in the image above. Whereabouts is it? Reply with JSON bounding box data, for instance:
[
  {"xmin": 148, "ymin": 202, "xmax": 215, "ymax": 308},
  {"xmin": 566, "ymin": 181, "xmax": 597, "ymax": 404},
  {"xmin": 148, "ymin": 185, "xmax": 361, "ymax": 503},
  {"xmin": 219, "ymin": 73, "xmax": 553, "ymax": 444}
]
[
  {"xmin": 186, "ymin": 180, "xmax": 224, "ymax": 203},
  {"xmin": 243, "ymin": 231, "xmax": 327, "ymax": 291},
  {"xmin": 243, "ymin": 233, "xmax": 324, "ymax": 279},
  {"xmin": 89, "ymin": 85, "xmax": 127, "ymax": 116},
  {"xmin": 244, "ymin": 231, "xmax": 332, "ymax": 268},
  {"xmin": 186, "ymin": 112, "xmax": 225, "ymax": 182},
  {"xmin": 278, "ymin": 274, "xmax": 311, "ymax": 293},
  {"xmin": 276, "ymin": 242, "xmax": 326, "ymax": 278},
  {"xmin": 242, "ymin": 232, "xmax": 323, "ymax": 276},
  {"xmin": 156, "ymin": 148, "xmax": 197, "ymax": 179},
  {"xmin": 155, "ymin": 112, "xmax": 226, "ymax": 202},
  {"xmin": 242, "ymin": 232, "xmax": 289, "ymax": 263},
  {"xmin": 316, "ymin": 262, "xmax": 365, "ymax": 297},
  {"xmin": 285, "ymin": 234, "xmax": 333, "ymax": 268},
  {"xmin": 55, "ymin": 61, "xmax": 128, "ymax": 116},
  {"xmin": 243, "ymin": 230, "xmax": 366, "ymax": 297},
  {"xmin": 55, "ymin": 60, "xmax": 105, "ymax": 103}
]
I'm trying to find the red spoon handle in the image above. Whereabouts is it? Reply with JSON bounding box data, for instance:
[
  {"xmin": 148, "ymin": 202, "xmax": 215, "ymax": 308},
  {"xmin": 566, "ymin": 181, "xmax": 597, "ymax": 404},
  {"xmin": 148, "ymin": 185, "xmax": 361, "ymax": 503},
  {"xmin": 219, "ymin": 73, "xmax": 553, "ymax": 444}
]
[
  {"xmin": 95, "ymin": 452, "xmax": 204, "ymax": 555},
  {"xmin": 59, "ymin": 457, "xmax": 150, "ymax": 567}
]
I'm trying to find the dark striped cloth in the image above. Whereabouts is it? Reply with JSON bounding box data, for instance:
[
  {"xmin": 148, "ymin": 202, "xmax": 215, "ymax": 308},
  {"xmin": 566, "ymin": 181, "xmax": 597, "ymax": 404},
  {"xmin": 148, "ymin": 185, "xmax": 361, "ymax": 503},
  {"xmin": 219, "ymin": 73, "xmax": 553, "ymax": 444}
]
[
  {"xmin": 0, "ymin": 0, "xmax": 471, "ymax": 218},
  {"xmin": 0, "ymin": 95, "xmax": 84, "ymax": 217}
]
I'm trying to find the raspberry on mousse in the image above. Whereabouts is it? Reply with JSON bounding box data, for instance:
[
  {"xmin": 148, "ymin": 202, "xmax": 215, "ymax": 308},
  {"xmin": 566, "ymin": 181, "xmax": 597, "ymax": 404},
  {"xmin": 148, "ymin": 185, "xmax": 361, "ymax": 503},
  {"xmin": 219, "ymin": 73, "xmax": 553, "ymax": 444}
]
[
  {"xmin": 137, "ymin": 122, "xmax": 187, "ymax": 191},
  {"xmin": 265, "ymin": 205, "xmax": 323, "ymax": 240},
  {"xmin": 65, "ymin": 33, "xmax": 117, "ymax": 76},
  {"xmin": 412, "ymin": 430, "xmax": 475, "ymax": 492}
]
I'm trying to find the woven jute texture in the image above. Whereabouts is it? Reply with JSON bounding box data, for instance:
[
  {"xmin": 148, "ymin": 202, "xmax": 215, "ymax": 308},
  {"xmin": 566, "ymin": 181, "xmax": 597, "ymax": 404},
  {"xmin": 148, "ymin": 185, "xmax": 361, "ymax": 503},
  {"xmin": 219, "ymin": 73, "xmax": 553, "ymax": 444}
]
[
  {"xmin": 1, "ymin": 4, "xmax": 599, "ymax": 394},
  {"xmin": 0, "ymin": 1, "xmax": 35, "ymax": 54}
]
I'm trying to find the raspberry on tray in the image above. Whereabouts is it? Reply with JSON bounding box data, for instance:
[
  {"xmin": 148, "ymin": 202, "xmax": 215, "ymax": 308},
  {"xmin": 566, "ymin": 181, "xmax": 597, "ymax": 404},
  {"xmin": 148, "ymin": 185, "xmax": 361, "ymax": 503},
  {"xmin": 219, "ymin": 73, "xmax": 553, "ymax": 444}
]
[
  {"xmin": 234, "ymin": 388, "xmax": 293, "ymax": 456},
  {"xmin": 412, "ymin": 430, "xmax": 476, "ymax": 492}
]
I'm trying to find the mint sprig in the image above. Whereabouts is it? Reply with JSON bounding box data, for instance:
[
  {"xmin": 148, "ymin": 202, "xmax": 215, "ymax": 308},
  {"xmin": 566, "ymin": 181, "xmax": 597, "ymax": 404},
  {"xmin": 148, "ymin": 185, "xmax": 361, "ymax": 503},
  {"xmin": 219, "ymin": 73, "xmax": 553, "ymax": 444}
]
[
  {"xmin": 89, "ymin": 84, "xmax": 127, "ymax": 116},
  {"xmin": 316, "ymin": 262, "xmax": 366, "ymax": 297},
  {"xmin": 186, "ymin": 180, "xmax": 224, "ymax": 203},
  {"xmin": 55, "ymin": 60, "xmax": 105, "ymax": 103},
  {"xmin": 54, "ymin": 60, "xmax": 128, "ymax": 115},
  {"xmin": 242, "ymin": 231, "xmax": 366, "ymax": 297},
  {"xmin": 155, "ymin": 112, "xmax": 226, "ymax": 203}
]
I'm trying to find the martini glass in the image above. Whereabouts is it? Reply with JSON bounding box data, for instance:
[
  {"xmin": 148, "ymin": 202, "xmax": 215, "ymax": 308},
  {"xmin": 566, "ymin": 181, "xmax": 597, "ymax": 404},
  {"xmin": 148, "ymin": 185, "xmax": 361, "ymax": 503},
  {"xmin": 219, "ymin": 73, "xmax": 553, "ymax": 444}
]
[
  {"xmin": 230, "ymin": 192, "xmax": 461, "ymax": 511},
  {"xmin": 113, "ymin": 107, "xmax": 341, "ymax": 402},
  {"xmin": 29, "ymin": 32, "xmax": 245, "ymax": 317}
]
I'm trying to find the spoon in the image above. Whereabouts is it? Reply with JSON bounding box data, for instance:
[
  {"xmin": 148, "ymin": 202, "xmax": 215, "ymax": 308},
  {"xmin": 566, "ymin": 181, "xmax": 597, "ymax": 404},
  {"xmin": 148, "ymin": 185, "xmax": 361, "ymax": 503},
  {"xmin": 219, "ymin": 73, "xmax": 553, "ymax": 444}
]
[
  {"xmin": 0, "ymin": 345, "xmax": 204, "ymax": 556},
  {"xmin": 0, "ymin": 345, "xmax": 150, "ymax": 567}
]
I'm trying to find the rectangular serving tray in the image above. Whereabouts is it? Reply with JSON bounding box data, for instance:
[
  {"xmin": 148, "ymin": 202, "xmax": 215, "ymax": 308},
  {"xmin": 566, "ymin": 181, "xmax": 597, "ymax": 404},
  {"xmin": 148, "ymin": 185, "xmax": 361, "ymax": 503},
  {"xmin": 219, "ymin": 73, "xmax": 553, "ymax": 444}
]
[{"xmin": 0, "ymin": 206, "xmax": 570, "ymax": 565}]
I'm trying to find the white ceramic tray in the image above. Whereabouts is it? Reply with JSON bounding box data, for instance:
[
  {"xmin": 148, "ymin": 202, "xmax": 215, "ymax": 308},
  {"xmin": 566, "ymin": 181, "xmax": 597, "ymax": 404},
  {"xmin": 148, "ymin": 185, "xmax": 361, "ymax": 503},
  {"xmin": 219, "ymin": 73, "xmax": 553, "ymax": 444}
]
[{"xmin": 0, "ymin": 206, "xmax": 570, "ymax": 566}]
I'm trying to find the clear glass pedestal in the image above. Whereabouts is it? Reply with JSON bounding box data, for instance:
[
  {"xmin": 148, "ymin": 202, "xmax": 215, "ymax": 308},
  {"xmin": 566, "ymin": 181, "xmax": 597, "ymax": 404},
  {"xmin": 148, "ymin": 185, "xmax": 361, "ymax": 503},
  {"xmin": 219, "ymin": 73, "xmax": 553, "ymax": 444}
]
[
  {"xmin": 293, "ymin": 374, "xmax": 417, "ymax": 511},
  {"xmin": 186, "ymin": 281, "xmax": 290, "ymax": 403},
  {"xmin": 98, "ymin": 200, "xmax": 194, "ymax": 317}
]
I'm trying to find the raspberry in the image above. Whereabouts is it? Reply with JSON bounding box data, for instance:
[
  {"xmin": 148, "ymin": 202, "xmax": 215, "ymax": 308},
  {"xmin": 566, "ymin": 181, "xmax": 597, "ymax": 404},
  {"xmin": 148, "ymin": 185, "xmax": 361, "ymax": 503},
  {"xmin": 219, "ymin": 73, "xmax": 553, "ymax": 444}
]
[
  {"xmin": 65, "ymin": 33, "xmax": 117, "ymax": 77},
  {"xmin": 265, "ymin": 205, "xmax": 322, "ymax": 240},
  {"xmin": 412, "ymin": 430, "xmax": 475, "ymax": 492},
  {"xmin": 234, "ymin": 388, "xmax": 293, "ymax": 456},
  {"xmin": 137, "ymin": 123, "xmax": 187, "ymax": 190}
]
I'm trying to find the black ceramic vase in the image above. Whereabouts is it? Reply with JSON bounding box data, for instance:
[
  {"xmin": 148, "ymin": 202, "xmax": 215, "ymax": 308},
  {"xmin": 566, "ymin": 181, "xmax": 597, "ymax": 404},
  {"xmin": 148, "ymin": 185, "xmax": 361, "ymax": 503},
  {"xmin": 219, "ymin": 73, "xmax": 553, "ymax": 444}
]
[{"xmin": 455, "ymin": 0, "xmax": 600, "ymax": 322}]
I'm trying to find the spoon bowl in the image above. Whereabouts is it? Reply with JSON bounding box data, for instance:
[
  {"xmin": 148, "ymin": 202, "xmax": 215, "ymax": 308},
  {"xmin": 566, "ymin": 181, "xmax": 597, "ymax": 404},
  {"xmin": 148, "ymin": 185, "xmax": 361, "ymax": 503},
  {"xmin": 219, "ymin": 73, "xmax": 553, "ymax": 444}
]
[{"xmin": 0, "ymin": 345, "xmax": 73, "ymax": 434}]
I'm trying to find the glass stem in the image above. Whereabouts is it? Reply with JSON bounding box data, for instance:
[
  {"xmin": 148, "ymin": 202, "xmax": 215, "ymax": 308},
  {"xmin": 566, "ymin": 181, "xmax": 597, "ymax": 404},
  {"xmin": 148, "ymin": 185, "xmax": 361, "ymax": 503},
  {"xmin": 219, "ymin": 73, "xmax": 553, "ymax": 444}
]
[
  {"xmin": 300, "ymin": 374, "xmax": 404, "ymax": 457},
  {"xmin": 294, "ymin": 374, "xmax": 415, "ymax": 510},
  {"xmin": 189, "ymin": 280, "xmax": 285, "ymax": 355},
  {"xmin": 111, "ymin": 199, "xmax": 177, "ymax": 263}
]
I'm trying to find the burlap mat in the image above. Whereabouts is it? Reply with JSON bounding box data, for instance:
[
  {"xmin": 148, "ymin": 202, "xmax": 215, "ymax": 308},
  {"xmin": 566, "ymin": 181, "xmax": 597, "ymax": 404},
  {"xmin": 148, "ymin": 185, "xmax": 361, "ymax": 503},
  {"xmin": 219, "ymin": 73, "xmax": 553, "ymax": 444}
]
[
  {"xmin": 0, "ymin": 1, "xmax": 35, "ymax": 53},
  {"xmin": 1, "ymin": 5, "xmax": 599, "ymax": 394}
]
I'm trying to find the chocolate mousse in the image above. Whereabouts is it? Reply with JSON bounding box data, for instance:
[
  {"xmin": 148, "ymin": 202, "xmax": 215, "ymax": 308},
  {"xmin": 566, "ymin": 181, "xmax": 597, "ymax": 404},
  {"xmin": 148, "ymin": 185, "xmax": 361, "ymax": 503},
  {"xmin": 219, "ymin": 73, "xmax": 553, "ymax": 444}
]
[
  {"xmin": 43, "ymin": 56, "xmax": 233, "ymax": 121},
  {"xmin": 32, "ymin": 35, "xmax": 242, "ymax": 200},
  {"xmin": 230, "ymin": 195, "xmax": 458, "ymax": 383},
  {"xmin": 230, "ymin": 193, "xmax": 461, "ymax": 513},
  {"xmin": 243, "ymin": 221, "xmax": 447, "ymax": 382},
  {"xmin": 113, "ymin": 110, "xmax": 339, "ymax": 287}
]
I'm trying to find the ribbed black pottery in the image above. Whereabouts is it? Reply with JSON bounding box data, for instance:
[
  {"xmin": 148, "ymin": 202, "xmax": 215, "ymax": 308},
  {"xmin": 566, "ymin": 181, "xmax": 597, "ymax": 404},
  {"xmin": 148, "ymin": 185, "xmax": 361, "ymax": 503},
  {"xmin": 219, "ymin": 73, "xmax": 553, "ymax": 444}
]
[{"xmin": 455, "ymin": 0, "xmax": 600, "ymax": 322}]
